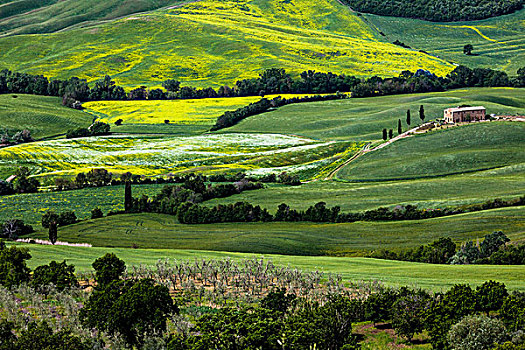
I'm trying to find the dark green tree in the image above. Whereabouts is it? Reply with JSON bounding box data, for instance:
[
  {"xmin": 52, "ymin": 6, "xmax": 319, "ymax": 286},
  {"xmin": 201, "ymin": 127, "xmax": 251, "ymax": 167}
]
[
  {"xmin": 475, "ymin": 280, "xmax": 508, "ymax": 316},
  {"xmin": 406, "ymin": 109, "xmax": 411, "ymax": 125},
  {"xmin": 88, "ymin": 122, "xmax": 110, "ymax": 136},
  {"xmin": 261, "ymin": 288, "xmax": 296, "ymax": 314},
  {"xmin": 124, "ymin": 180, "xmax": 132, "ymax": 212},
  {"xmin": 81, "ymin": 279, "xmax": 177, "ymax": 347},
  {"xmin": 499, "ymin": 294, "xmax": 525, "ymax": 332},
  {"xmin": 92, "ymin": 253, "xmax": 126, "ymax": 288},
  {"xmin": 419, "ymin": 105, "xmax": 425, "ymax": 123},
  {"xmin": 91, "ymin": 208, "xmax": 103, "ymax": 219},
  {"xmin": 389, "ymin": 129, "xmax": 393, "ymax": 139},
  {"xmin": 10, "ymin": 321, "xmax": 90, "ymax": 350},
  {"xmin": 41, "ymin": 211, "xmax": 59, "ymax": 229},
  {"xmin": 13, "ymin": 167, "xmax": 39, "ymax": 194},
  {"xmin": 0, "ymin": 242, "xmax": 31, "ymax": 288},
  {"xmin": 31, "ymin": 260, "xmax": 78, "ymax": 292},
  {"xmin": 463, "ymin": 44, "xmax": 474, "ymax": 55},
  {"xmin": 480, "ymin": 231, "xmax": 510, "ymax": 258},
  {"xmin": 48, "ymin": 221, "xmax": 57, "ymax": 245},
  {"xmin": 392, "ymin": 292, "xmax": 430, "ymax": 342},
  {"xmin": 398, "ymin": 119, "xmax": 402, "ymax": 134},
  {"xmin": 162, "ymin": 79, "xmax": 181, "ymax": 92}
]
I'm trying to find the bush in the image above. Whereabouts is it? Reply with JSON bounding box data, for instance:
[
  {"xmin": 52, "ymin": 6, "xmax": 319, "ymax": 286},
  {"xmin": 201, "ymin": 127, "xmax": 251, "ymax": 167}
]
[
  {"xmin": 0, "ymin": 241, "xmax": 31, "ymax": 288},
  {"xmin": 92, "ymin": 253, "xmax": 126, "ymax": 288},
  {"xmin": 91, "ymin": 208, "xmax": 104, "ymax": 219},
  {"xmin": 448, "ymin": 314, "xmax": 507, "ymax": 350}
]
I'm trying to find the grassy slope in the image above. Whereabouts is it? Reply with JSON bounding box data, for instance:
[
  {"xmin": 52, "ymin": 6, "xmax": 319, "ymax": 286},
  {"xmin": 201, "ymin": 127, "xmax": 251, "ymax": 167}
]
[
  {"xmin": 337, "ymin": 122, "xmax": 525, "ymax": 181},
  {"xmin": 0, "ymin": 0, "xmax": 182, "ymax": 36},
  {"xmin": 10, "ymin": 242, "xmax": 525, "ymax": 291},
  {"xmin": 363, "ymin": 9, "xmax": 525, "ymax": 75},
  {"xmin": 223, "ymin": 88, "xmax": 525, "ymax": 141},
  {"xmin": 28, "ymin": 207, "xmax": 525, "ymax": 255},
  {"xmin": 0, "ymin": 0, "xmax": 453, "ymax": 88},
  {"xmin": 0, "ymin": 94, "xmax": 92, "ymax": 139},
  {"xmin": 207, "ymin": 171, "xmax": 525, "ymax": 212}
]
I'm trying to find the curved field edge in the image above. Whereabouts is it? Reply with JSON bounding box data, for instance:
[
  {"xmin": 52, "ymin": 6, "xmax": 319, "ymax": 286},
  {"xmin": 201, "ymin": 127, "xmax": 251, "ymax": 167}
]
[
  {"xmin": 0, "ymin": 0, "xmax": 453, "ymax": 88},
  {"xmin": 8, "ymin": 242, "xmax": 525, "ymax": 292},
  {"xmin": 29, "ymin": 206, "xmax": 525, "ymax": 255},
  {"xmin": 336, "ymin": 122, "xmax": 525, "ymax": 181}
]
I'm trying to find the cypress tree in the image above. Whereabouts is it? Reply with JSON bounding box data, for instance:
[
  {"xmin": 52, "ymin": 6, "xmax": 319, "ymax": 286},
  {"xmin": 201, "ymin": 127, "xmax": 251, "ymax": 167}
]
[
  {"xmin": 406, "ymin": 109, "xmax": 411, "ymax": 125},
  {"xmin": 389, "ymin": 129, "xmax": 393, "ymax": 139},
  {"xmin": 124, "ymin": 181, "xmax": 132, "ymax": 212},
  {"xmin": 49, "ymin": 221, "xmax": 57, "ymax": 245},
  {"xmin": 382, "ymin": 128, "xmax": 387, "ymax": 140},
  {"xmin": 419, "ymin": 105, "xmax": 425, "ymax": 123},
  {"xmin": 398, "ymin": 119, "xmax": 402, "ymax": 135}
]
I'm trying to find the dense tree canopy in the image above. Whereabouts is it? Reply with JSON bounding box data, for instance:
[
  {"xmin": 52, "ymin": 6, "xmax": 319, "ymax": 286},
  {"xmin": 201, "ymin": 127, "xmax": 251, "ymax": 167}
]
[{"xmin": 341, "ymin": 0, "xmax": 523, "ymax": 22}]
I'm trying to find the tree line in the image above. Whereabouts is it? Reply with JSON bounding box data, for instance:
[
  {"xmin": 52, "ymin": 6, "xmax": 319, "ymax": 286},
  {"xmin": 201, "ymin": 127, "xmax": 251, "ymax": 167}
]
[
  {"xmin": 2, "ymin": 65, "xmax": 523, "ymax": 111},
  {"xmin": 133, "ymin": 193, "xmax": 525, "ymax": 225},
  {"xmin": 341, "ymin": 0, "xmax": 523, "ymax": 22},
  {"xmin": 370, "ymin": 231, "xmax": 525, "ymax": 265}
]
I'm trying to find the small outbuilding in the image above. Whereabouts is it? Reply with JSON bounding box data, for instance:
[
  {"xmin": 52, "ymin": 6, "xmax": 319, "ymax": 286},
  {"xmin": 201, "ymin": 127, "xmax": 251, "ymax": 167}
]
[{"xmin": 444, "ymin": 106, "xmax": 486, "ymax": 123}]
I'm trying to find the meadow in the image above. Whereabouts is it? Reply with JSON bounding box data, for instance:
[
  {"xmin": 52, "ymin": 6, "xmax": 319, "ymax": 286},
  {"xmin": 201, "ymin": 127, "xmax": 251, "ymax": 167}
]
[
  {"xmin": 9, "ymin": 242, "xmax": 525, "ymax": 291},
  {"xmin": 0, "ymin": 94, "xmax": 92, "ymax": 139},
  {"xmin": 224, "ymin": 87, "xmax": 525, "ymax": 141},
  {"xmin": 0, "ymin": 133, "xmax": 361, "ymax": 178},
  {"xmin": 28, "ymin": 207, "xmax": 525, "ymax": 255},
  {"xmin": 363, "ymin": 9, "xmax": 525, "ymax": 75},
  {"xmin": 0, "ymin": 0, "xmax": 453, "ymax": 88},
  {"xmin": 338, "ymin": 122, "xmax": 525, "ymax": 181}
]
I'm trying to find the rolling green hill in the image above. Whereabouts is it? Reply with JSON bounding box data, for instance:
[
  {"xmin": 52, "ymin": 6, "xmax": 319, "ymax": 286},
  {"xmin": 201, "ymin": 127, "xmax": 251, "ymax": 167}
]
[
  {"xmin": 0, "ymin": 0, "xmax": 453, "ymax": 88},
  {"xmin": 0, "ymin": 94, "xmax": 92, "ymax": 139},
  {"xmin": 9, "ymin": 242, "xmax": 525, "ymax": 291},
  {"xmin": 337, "ymin": 122, "xmax": 525, "ymax": 181},
  {"xmin": 223, "ymin": 88, "xmax": 525, "ymax": 141},
  {"xmin": 363, "ymin": 9, "xmax": 525, "ymax": 74},
  {"xmin": 0, "ymin": 0, "xmax": 182, "ymax": 36},
  {"xmin": 28, "ymin": 207, "xmax": 525, "ymax": 255}
]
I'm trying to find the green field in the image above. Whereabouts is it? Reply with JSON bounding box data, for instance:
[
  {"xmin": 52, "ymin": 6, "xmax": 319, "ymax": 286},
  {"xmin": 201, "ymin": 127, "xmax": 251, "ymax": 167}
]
[
  {"xmin": 0, "ymin": 0, "xmax": 184, "ymax": 36},
  {"xmin": 208, "ymin": 171, "xmax": 525, "ymax": 212},
  {"xmin": 0, "ymin": 94, "xmax": 92, "ymax": 139},
  {"xmin": 0, "ymin": 0, "xmax": 453, "ymax": 88},
  {"xmin": 338, "ymin": 122, "xmax": 525, "ymax": 181},
  {"xmin": 27, "ymin": 207, "xmax": 525, "ymax": 255},
  {"xmin": 0, "ymin": 184, "xmax": 165, "ymax": 227},
  {"xmin": 9, "ymin": 242, "xmax": 525, "ymax": 291},
  {"xmin": 224, "ymin": 88, "xmax": 525, "ymax": 141},
  {"xmin": 363, "ymin": 9, "xmax": 525, "ymax": 75}
]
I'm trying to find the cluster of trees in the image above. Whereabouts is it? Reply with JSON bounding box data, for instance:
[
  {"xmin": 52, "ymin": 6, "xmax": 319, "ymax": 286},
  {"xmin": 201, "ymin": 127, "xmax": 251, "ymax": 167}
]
[
  {"xmin": 0, "ymin": 249, "xmax": 176, "ymax": 349},
  {"xmin": 0, "ymin": 129, "xmax": 33, "ymax": 146},
  {"xmin": 211, "ymin": 93, "xmax": 348, "ymax": 130},
  {"xmin": 371, "ymin": 231, "xmax": 525, "ymax": 266},
  {"xmin": 0, "ymin": 167, "xmax": 40, "ymax": 196},
  {"xmin": 66, "ymin": 121, "xmax": 110, "ymax": 139},
  {"xmin": 341, "ymin": 0, "xmax": 523, "ymax": 22},
  {"xmin": 0, "ymin": 219, "xmax": 33, "ymax": 240},
  {"xmin": 129, "ymin": 176, "xmax": 265, "ymax": 217}
]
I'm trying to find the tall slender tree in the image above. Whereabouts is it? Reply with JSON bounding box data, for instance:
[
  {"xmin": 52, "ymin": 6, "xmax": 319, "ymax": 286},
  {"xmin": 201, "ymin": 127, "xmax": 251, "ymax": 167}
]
[
  {"xmin": 406, "ymin": 109, "xmax": 411, "ymax": 126},
  {"xmin": 398, "ymin": 119, "xmax": 402, "ymax": 135},
  {"xmin": 389, "ymin": 129, "xmax": 393, "ymax": 139},
  {"xmin": 49, "ymin": 221, "xmax": 57, "ymax": 245},
  {"xmin": 124, "ymin": 181, "xmax": 132, "ymax": 212},
  {"xmin": 382, "ymin": 128, "xmax": 387, "ymax": 140},
  {"xmin": 419, "ymin": 105, "xmax": 425, "ymax": 123}
]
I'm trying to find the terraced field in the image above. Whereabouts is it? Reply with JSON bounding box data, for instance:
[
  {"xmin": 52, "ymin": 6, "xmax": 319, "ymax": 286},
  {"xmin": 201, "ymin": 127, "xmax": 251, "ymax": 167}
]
[
  {"xmin": 0, "ymin": 133, "xmax": 363, "ymax": 178},
  {"xmin": 225, "ymin": 88, "xmax": 525, "ymax": 140},
  {"xmin": 8, "ymin": 242, "xmax": 525, "ymax": 291},
  {"xmin": 363, "ymin": 9, "xmax": 525, "ymax": 74},
  {"xmin": 0, "ymin": 94, "xmax": 92, "ymax": 139},
  {"xmin": 0, "ymin": 0, "xmax": 453, "ymax": 88}
]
